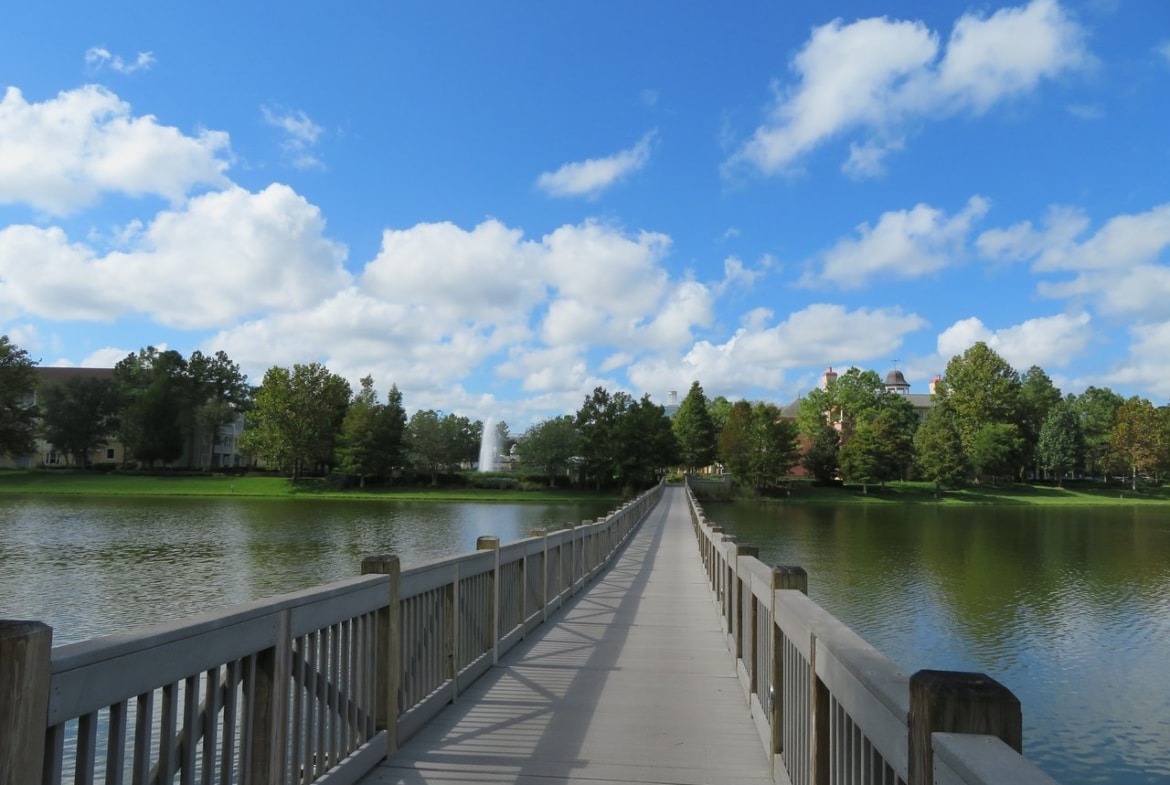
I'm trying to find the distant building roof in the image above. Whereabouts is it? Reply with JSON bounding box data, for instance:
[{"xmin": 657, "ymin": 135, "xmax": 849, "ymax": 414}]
[{"xmin": 36, "ymin": 367, "xmax": 115, "ymax": 385}]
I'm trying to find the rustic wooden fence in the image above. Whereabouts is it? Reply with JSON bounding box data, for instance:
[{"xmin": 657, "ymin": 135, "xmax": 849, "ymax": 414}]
[
  {"xmin": 684, "ymin": 478, "xmax": 1061, "ymax": 785},
  {"xmin": 0, "ymin": 482, "xmax": 663, "ymax": 785}
]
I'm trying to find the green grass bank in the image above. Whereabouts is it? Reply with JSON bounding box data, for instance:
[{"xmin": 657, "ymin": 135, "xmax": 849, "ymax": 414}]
[
  {"xmin": 0, "ymin": 470, "xmax": 621, "ymax": 503},
  {"xmin": 701, "ymin": 479, "xmax": 1170, "ymax": 506}
]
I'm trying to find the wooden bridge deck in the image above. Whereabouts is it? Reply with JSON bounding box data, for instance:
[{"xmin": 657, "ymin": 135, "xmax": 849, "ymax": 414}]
[{"xmin": 359, "ymin": 485, "xmax": 773, "ymax": 785}]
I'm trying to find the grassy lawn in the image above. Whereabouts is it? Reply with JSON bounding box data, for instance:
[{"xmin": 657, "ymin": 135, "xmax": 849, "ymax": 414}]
[
  {"xmin": 713, "ymin": 479, "xmax": 1170, "ymax": 506},
  {"xmin": 0, "ymin": 470, "xmax": 621, "ymax": 503}
]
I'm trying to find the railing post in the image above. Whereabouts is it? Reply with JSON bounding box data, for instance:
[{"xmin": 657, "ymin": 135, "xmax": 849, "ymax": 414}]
[
  {"xmin": 529, "ymin": 528, "xmax": 549, "ymax": 623},
  {"xmin": 908, "ymin": 670, "xmax": 1022, "ymax": 785},
  {"xmin": 770, "ymin": 567, "xmax": 808, "ymax": 772},
  {"xmin": 247, "ymin": 609, "xmax": 291, "ymax": 785},
  {"xmin": 732, "ymin": 544, "xmax": 759, "ymax": 660},
  {"xmin": 0, "ymin": 620, "xmax": 52, "ymax": 785},
  {"xmin": 361, "ymin": 555, "xmax": 401, "ymax": 753},
  {"xmin": 477, "ymin": 537, "xmax": 501, "ymax": 664}
]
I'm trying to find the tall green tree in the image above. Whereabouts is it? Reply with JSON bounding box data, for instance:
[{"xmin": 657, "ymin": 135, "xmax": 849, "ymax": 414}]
[
  {"xmin": 335, "ymin": 376, "xmax": 406, "ymax": 486},
  {"xmin": 1018, "ymin": 366, "xmax": 1062, "ymax": 480},
  {"xmin": 1108, "ymin": 396, "xmax": 1162, "ymax": 490},
  {"xmin": 615, "ymin": 393, "xmax": 678, "ymax": 489},
  {"xmin": 673, "ymin": 381, "xmax": 717, "ymax": 471},
  {"xmin": 39, "ymin": 376, "xmax": 121, "ymax": 466},
  {"xmin": 1037, "ymin": 401, "xmax": 1084, "ymax": 487},
  {"xmin": 0, "ymin": 335, "xmax": 40, "ymax": 457},
  {"xmin": 114, "ymin": 347, "xmax": 188, "ymax": 467},
  {"xmin": 720, "ymin": 400, "xmax": 799, "ymax": 490},
  {"xmin": 914, "ymin": 402, "xmax": 967, "ymax": 491},
  {"xmin": 939, "ymin": 342, "xmax": 1022, "ymax": 462},
  {"xmin": 969, "ymin": 423, "xmax": 1024, "ymax": 485},
  {"xmin": 241, "ymin": 363, "xmax": 351, "ymax": 480},
  {"xmin": 800, "ymin": 422, "xmax": 840, "ymax": 482},
  {"xmin": 405, "ymin": 410, "xmax": 478, "ymax": 485},
  {"xmin": 707, "ymin": 396, "xmax": 733, "ymax": 442},
  {"xmin": 517, "ymin": 416, "xmax": 580, "ymax": 488},
  {"xmin": 1069, "ymin": 386, "xmax": 1124, "ymax": 479},
  {"xmin": 185, "ymin": 350, "xmax": 250, "ymax": 469},
  {"xmin": 576, "ymin": 387, "xmax": 622, "ymax": 489}
]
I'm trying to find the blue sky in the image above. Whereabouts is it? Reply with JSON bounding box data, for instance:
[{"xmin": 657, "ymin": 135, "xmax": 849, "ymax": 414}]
[{"xmin": 1, "ymin": 0, "xmax": 1168, "ymax": 425}]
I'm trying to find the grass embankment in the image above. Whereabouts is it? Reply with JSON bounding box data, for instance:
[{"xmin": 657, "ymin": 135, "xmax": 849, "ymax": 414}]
[
  {"xmin": 0, "ymin": 470, "xmax": 620, "ymax": 503},
  {"xmin": 716, "ymin": 480, "xmax": 1170, "ymax": 506}
]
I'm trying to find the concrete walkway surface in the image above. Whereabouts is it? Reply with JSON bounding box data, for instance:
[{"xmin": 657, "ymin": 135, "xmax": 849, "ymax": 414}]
[{"xmin": 359, "ymin": 485, "xmax": 774, "ymax": 785}]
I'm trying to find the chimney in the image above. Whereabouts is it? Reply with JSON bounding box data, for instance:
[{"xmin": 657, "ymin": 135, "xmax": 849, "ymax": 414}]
[
  {"xmin": 929, "ymin": 374, "xmax": 941, "ymax": 394},
  {"xmin": 820, "ymin": 367, "xmax": 838, "ymax": 390}
]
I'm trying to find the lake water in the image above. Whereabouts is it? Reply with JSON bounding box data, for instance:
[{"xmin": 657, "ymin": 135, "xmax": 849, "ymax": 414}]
[
  {"xmin": 709, "ymin": 501, "xmax": 1170, "ymax": 785},
  {"xmin": 1, "ymin": 495, "xmax": 1167, "ymax": 784}
]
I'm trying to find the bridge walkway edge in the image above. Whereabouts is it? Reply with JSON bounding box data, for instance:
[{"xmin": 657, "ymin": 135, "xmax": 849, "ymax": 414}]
[{"xmin": 358, "ymin": 484, "xmax": 773, "ymax": 785}]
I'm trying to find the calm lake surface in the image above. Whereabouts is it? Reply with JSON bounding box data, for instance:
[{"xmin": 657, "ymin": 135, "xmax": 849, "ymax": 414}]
[
  {"xmin": 1, "ymin": 495, "xmax": 1167, "ymax": 784},
  {"xmin": 711, "ymin": 501, "xmax": 1170, "ymax": 785}
]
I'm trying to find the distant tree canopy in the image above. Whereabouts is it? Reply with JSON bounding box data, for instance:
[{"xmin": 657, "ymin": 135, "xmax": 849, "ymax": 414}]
[
  {"xmin": 39, "ymin": 376, "xmax": 120, "ymax": 466},
  {"xmin": 241, "ymin": 363, "xmax": 351, "ymax": 481},
  {"xmin": 575, "ymin": 387, "xmax": 677, "ymax": 491},
  {"xmin": 673, "ymin": 381, "xmax": 717, "ymax": 471},
  {"xmin": 0, "ymin": 335, "xmax": 40, "ymax": 457},
  {"xmin": 517, "ymin": 415, "xmax": 580, "ymax": 488}
]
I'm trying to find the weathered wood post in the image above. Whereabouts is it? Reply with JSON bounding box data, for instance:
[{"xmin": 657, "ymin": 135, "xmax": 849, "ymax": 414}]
[
  {"xmin": 529, "ymin": 528, "xmax": 549, "ymax": 623},
  {"xmin": 908, "ymin": 670, "xmax": 1023, "ymax": 785},
  {"xmin": 1, "ymin": 620, "xmax": 52, "ymax": 785},
  {"xmin": 477, "ymin": 537, "xmax": 501, "ymax": 664},
  {"xmin": 732, "ymin": 544, "xmax": 759, "ymax": 660},
  {"xmin": 767, "ymin": 567, "xmax": 808, "ymax": 772},
  {"xmin": 247, "ymin": 609, "xmax": 292, "ymax": 784},
  {"xmin": 720, "ymin": 534, "xmax": 737, "ymax": 632},
  {"xmin": 361, "ymin": 555, "xmax": 401, "ymax": 753}
]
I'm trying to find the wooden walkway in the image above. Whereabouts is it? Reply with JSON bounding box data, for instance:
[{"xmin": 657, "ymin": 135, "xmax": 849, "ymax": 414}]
[{"xmin": 359, "ymin": 485, "xmax": 774, "ymax": 785}]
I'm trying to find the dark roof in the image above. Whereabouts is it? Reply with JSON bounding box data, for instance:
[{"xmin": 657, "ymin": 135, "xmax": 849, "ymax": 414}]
[
  {"xmin": 36, "ymin": 367, "xmax": 115, "ymax": 385},
  {"xmin": 884, "ymin": 370, "xmax": 910, "ymax": 389}
]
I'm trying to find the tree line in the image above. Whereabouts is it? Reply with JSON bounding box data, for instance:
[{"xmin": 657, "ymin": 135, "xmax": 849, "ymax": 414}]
[{"xmin": 3, "ymin": 333, "xmax": 1162, "ymax": 492}]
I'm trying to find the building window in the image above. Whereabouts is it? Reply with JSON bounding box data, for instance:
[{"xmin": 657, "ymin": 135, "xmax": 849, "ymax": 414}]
[{"xmin": 106, "ymin": 448, "xmax": 115, "ymax": 460}]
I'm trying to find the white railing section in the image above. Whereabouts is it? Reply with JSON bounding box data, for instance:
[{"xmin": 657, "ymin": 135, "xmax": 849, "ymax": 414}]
[
  {"xmin": 683, "ymin": 478, "xmax": 1053, "ymax": 785},
  {"xmin": 1, "ymin": 482, "xmax": 663, "ymax": 785}
]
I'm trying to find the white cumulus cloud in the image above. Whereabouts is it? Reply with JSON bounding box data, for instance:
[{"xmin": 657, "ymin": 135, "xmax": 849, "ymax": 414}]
[
  {"xmin": 536, "ymin": 131, "xmax": 656, "ymax": 198},
  {"xmin": 727, "ymin": 0, "xmax": 1090, "ymax": 177},
  {"xmin": 0, "ymin": 85, "xmax": 231, "ymax": 214},
  {"xmin": 0, "ymin": 184, "xmax": 349, "ymax": 329},
  {"xmin": 807, "ymin": 196, "xmax": 990, "ymax": 289},
  {"xmin": 936, "ymin": 312, "xmax": 1091, "ymax": 369}
]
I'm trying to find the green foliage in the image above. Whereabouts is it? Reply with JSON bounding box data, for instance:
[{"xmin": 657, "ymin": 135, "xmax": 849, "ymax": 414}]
[
  {"xmin": 241, "ymin": 363, "xmax": 352, "ymax": 480},
  {"xmin": 719, "ymin": 400, "xmax": 799, "ymax": 490},
  {"xmin": 707, "ymin": 396, "xmax": 732, "ymax": 439},
  {"xmin": 914, "ymin": 402, "xmax": 967, "ymax": 489},
  {"xmin": 969, "ymin": 422, "xmax": 1024, "ymax": 485},
  {"xmin": 575, "ymin": 387, "xmax": 677, "ymax": 490},
  {"xmin": 1070, "ymin": 386, "xmax": 1124, "ymax": 478},
  {"xmin": 1108, "ymin": 396, "xmax": 1164, "ymax": 490},
  {"xmin": 405, "ymin": 410, "xmax": 478, "ymax": 486},
  {"xmin": 939, "ymin": 342, "xmax": 1022, "ymax": 458},
  {"xmin": 0, "ymin": 335, "xmax": 39, "ymax": 457},
  {"xmin": 39, "ymin": 376, "xmax": 121, "ymax": 466},
  {"xmin": 113, "ymin": 347, "xmax": 249, "ymax": 469},
  {"xmin": 335, "ymin": 376, "xmax": 407, "ymax": 486},
  {"xmin": 517, "ymin": 415, "xmax": 580, "ymax": 488},
  {"xmin": 672, "ymin": 381, "xmax": 717, "ymax": 470},
  {"xmin": 800, "ymin": 423, "xmax": 840, "ymax": 482},
  {"xmin": 114, "ymin": 347, "xmax": 188, "ymax": 467},
  {"xmin": 1018, "ymin": 365, "xmax": 1063, "ymax": 478},
  {"xmin": 1037, "ymin": 401, "xmax": 1084, "ymax": 487},
  {"xmin": 839, "ymin": 396, "xmax": 919, "ymax": 491}
]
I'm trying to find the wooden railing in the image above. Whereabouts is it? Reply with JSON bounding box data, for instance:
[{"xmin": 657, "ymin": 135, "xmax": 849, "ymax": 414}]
[
  {"xmin": 0, "ymin": 482, "xmax": 663, "ymax": 785},
  {"xmin": 684, "ymin": 479, "xmax": 1061, "ymax": 785}
]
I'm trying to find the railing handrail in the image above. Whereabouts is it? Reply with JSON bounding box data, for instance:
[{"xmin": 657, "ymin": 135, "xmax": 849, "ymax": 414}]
[
  {"xmin": 2, "ymin": 481, "xmax": 665, "ymax": 785},
  {"xmin": 682, "ymin": 475, "xmax": 1043, "ymax": 785}
]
